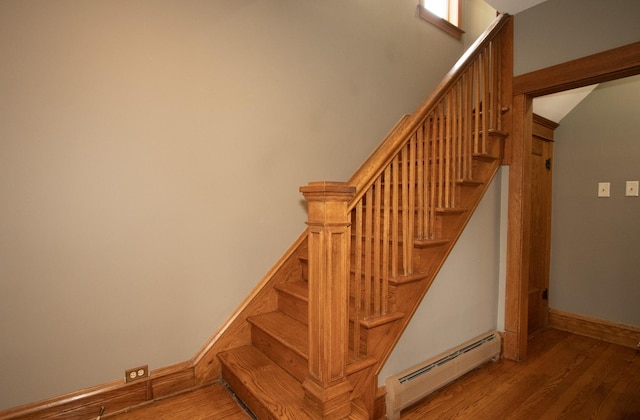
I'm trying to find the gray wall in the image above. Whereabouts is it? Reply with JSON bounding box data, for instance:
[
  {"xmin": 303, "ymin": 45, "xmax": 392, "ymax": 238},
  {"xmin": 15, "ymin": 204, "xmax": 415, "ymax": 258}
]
[
  {"xmin": 550, "ymin": 76, "xmax": 640, "ymax": 326},
  {"xmin": 381, "ymin": 170, "xmax": 504, "ymax": 381},
  {"xmin": 0, "ymin": 0, "xmax": 497, "ymax": 409},
  {"xmin": 514, "ymin": 0, "xmax": 640, "ymax": 75}
]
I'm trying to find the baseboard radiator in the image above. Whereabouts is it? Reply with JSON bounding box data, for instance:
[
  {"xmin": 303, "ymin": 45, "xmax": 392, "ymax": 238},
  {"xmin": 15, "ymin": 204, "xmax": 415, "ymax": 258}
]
[{"xmin": 385, "ymin": 330, "xmax": 501, "ymax": 419}]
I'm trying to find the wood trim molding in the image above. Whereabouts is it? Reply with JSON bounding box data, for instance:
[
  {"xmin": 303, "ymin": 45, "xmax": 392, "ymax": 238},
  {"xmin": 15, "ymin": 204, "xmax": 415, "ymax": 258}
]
[
  {"xmin": 0, "ymin": 362, "xmax": 201, "ymax": 420},
  {"xmin": 503, "ymin": 93, "xmax": 533, "ymax": 362},
  {"xmin": 514, "ymin": 41, "xmax": 640, "ymax": 97},
  {"xmin": 417, "ymin": 5, "xmax": 464, "ymax": 40},
  {"xmin": 549, "ymin": 309, "xmax": 640, "ymax": 350},
  {"xmin": 504, "ymin": 40, "xmax": 640, "ymax": 362}
]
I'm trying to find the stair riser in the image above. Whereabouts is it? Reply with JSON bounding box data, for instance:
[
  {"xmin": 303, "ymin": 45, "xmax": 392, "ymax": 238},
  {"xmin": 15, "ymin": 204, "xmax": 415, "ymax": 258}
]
[
  {"xmin": 251, "ymin": 326, "xmax": 308, "ymax": 383},
  {"xmin": 277, "ymin": 292, "xmax": 308, "ymax": 326},
  {"xmin": 221, "ymin": 364, "xmax": 273, "ymax": 420}
]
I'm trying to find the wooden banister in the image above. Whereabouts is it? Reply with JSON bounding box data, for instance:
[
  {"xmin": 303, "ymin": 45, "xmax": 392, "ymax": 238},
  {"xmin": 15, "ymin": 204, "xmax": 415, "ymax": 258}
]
[{"xmin": 301, "ymin": 13, "xmax": 512, "ymax": 417}]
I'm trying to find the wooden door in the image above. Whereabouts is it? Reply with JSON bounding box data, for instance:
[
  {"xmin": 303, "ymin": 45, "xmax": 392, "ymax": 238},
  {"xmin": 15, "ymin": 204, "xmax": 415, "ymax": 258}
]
[{"xmin": 527, "ymin": 114, "xmax": 557, "ymax": 337}]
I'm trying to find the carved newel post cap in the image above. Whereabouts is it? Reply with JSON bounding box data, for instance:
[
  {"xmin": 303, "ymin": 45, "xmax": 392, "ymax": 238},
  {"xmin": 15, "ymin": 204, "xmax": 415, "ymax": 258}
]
[{"xmin": 300, "ymin": 181, "xmax": 355, "ymax": 202}]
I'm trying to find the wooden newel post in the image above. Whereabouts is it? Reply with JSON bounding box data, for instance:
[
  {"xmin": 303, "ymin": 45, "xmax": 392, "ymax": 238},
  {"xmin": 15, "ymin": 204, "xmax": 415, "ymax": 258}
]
[{"xmin": 300, "ymin": 181, "xmax": 356, "ymax": 419}]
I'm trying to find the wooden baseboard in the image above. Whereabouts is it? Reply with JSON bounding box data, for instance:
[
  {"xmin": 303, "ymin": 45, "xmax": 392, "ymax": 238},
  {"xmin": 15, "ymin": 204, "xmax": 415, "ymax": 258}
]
[
  {"xmin": 549, "ymin": 308, "xmax": 640, "ymax": 350},
  {"xmin": 0, "ymin": 361, "xmax": 202, "ymax": 420}
]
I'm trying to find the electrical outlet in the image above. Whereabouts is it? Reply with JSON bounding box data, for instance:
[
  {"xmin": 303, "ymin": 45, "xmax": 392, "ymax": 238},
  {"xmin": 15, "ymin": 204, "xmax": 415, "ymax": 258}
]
[
  {"xmin": 597, "ymin": 182, "xmax": 610, "ymax": 197},
  {"xmin": 626, "ymin": 181, "xmax": 639, "ymax": 197},
  {"xmin": 124, "ymin": 365, "xmax": 149, "ymax": 383}
]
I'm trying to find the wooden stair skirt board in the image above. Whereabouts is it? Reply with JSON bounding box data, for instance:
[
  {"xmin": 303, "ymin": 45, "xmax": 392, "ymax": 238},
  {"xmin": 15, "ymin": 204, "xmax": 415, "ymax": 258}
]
[
  {"xmin": 384, "ymin": 330, "xmax": 501, "ymax": 420},
  {"xmin": 549, "ymin": 308, "xmax": 640, "ymax": 350}
]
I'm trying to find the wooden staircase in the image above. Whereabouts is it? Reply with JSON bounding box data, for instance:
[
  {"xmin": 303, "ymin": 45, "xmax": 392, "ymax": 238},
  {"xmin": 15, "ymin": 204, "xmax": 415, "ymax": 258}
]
[
  {"xmin": 217, "ymin": 133, "xmax": 506, "ymax": 420},
  {"xmin": 218, "ymin": 251, "xmax": 378, "ymax": 419},
  {"xmin": 215, "ymin": 14, "xmax": 513, "ymax": 419}
]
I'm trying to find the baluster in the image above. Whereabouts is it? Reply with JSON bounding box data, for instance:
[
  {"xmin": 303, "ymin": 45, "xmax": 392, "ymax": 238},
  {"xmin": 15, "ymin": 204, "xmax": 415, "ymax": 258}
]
[
  {"xmin": 488, "ymin": 43, "xmax": 495, "ymax": 130},
  {"xmin": 445, "ymin": 92, "xmax": 452, "ymax": 208},
  {"xmin": 464, "ymin": 69, "xmax": 473, "ymax": 179},
  {"xmin": 364, "ymin": 188, "xmax": 373, "ymax": 318},
  {"xmin": 391, "ymin": 155, "xmax": 399, "ymax": 277},
  {"xmin": 382, "ymin": 165, "xmax": 391, "ymax": 315},
  {"xmin": 494, "ymin": 39, "xmax": 503, "ymax": 131},
  {"xmin": 482, "ymin": 50, "xmax": 489, "ymax": 154},
  {"xmin": 373, "ymin": 178, "xmax": 382, "ymax": 316},
  {"xmin": 417, "ymin": 125, "xmax": 425, "ymax": 239},
  {"xmin": 452, "ymin": 83, "xmax": 460, "ymax": 207},
  {"xmin": 353, "ymin": 201, "xmax": 363, "ymax": 356},
  {"xmin": 401, "ymin": 145, "xmax": 409, "ymax": 275},
  {"xmin": 455, "ymin": 80, "xmax": 463, "ymax": 187},
  {"xmin": 407, "ymin": 134, "xmax": 416, "ymax": 273},
  {"xmin": 429, "ymin": 113, "xmax": 437, "ymax": 239},
  {"xmin": 474, "ymin": 60, "xmax": 481, "ymax": 155},
  {"xmin": 437, "ymin": 103, "xmax": 445, "ymax": 209},
  {"xmin": 422, "ymin": 121, "xmax": 431, "ymax": 239}
]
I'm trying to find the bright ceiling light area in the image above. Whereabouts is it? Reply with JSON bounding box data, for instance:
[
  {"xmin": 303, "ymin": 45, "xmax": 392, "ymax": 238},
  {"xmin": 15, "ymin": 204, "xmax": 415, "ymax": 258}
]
[{"xmin": 533, "ymin": 85, "xmax": 598, "ymax": 123}]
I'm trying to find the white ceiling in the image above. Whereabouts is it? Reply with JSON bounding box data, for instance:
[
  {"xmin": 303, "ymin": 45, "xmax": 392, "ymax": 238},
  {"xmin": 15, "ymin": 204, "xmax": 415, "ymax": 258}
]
[
  {"xmin": 533, "ymin": 85, "xmax": 598, "ymax": 123},
  {"xmin": 484, "ymin": 0, "xmax": 548, "ymax": 14}
]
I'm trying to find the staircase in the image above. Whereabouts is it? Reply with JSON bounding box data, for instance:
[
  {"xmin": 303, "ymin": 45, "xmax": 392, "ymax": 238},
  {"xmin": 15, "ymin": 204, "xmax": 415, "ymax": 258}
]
[{"xmin": 216, "ymin": 14, "xmax": 512, "ymax": 419}]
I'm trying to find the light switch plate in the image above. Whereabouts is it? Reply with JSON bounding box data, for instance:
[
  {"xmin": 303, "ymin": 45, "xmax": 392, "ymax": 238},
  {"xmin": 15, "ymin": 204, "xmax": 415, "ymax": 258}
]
[
  {"xmin": 626, "ymin": 181, "xmax": 639, "ymax": 197},
  {"xmin": 598, "ymin": 182, "xmax": 610, "ymax": 197}
]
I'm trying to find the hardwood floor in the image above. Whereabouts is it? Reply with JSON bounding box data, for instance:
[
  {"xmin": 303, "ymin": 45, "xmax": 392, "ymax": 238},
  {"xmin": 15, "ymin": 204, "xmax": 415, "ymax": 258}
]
[
  {"xmin": 402, "ymin": 328, "xmax": 640, "ymax": 419},
  {"xmin": 107, "ymin": 383, "xmax": 251, "ymax": 420},
  {"xmin": 106, "ymin": 329, "xmax": 640, "ymax": 419}
]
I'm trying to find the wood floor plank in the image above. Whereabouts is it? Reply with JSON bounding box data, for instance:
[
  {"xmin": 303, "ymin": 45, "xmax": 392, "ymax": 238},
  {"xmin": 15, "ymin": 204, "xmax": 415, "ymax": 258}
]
[
  {"xmin": 401, "ymin": 328, "xmax": 640, "ymax": 420},
  {"xmin": 398, "ymin": 330, "xmax": 573, "ymax": 419},
  {"xmin": 108, "ymin": 383, "xmax": 250, "ymax": 420},
  {"xmin": 98, "ymin": 329, "xmax": 639, "ymax": 419},
  {"xmin": 545, "ymin": 342, "xmax": 632, "ymax": 419},
  {"xmin": 449, "ymin": 333, "xmax": 598, "ymax": 419},
  {"xmin": 504, "ymin": 337, "xmax": 607, "ymax": 419},
  {"xmin": 593, "ymin": 350, "xmax": 640, "ymax": 419}
]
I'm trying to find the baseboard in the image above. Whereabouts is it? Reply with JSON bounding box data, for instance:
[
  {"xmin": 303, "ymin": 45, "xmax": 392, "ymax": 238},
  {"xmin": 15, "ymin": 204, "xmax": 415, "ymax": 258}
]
[
  {"xmin": 0, "ymin": 361, "xmax": 201, "ymax": 420},
  {"xmin": 549, "ymin": 308, "xmax": 640, "ymax": 350}
]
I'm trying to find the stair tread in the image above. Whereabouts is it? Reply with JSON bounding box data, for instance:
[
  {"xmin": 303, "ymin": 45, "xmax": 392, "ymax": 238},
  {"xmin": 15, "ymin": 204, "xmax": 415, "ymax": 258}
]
[
  {"xmin": 473, "ymin": 152, "xmax": 499, "ymax": 161},
  {"xmin": 249, "ymin": 311, "xmax": 309, "ymax": 358},
  {"xmin": 388, "ymin": 272, "xmax": 429, "ymax": 285},
  {"xmin": 414, "ymin": 238, "xmax": 450, "ymax": 248},
  {"xmin": 436, "ymin": 207, "xmax": 467, "ymax": 214},
  {"xmin": 219, "ymin": 345, "xmax": 311, "ymax": 419},
  {"xmin": 457, "ymin": 178, "xmax": 484, "ymax": 185},
  {"xmin": 275, "ymin": 281, "xmax": 308, "ymax": 301}
]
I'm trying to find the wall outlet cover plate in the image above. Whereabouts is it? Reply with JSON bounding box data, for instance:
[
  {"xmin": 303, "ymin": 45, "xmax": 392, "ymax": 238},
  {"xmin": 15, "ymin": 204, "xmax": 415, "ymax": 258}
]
[
  {"xmin": 124, "ymin": 365, "xmax": 149, "ymax": 383},
  {"xmin": 598, "ymin": 182, "xmax": 610, "ymax": 197},
  {"xmin": 626, "ymin": 180, "xmax": 639, "ymax": 197}
]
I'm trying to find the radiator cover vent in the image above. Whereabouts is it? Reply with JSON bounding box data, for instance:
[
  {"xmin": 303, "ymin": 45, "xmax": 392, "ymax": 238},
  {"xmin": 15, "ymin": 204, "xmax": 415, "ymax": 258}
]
[{"xmin": 385, "ymin": 330, "xmax": 501, "ymax": 419}]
